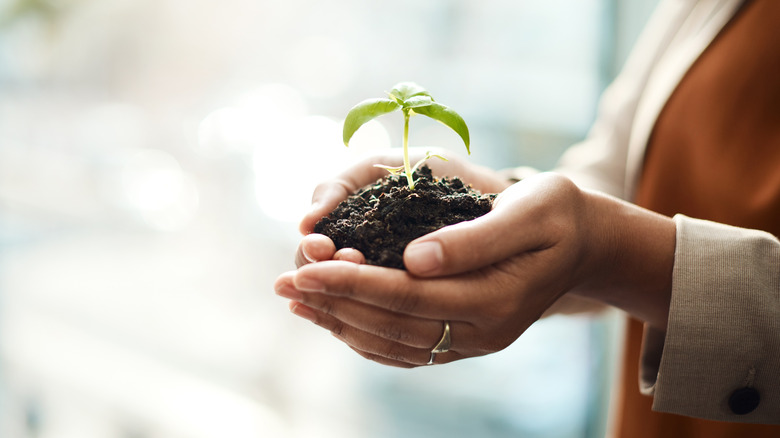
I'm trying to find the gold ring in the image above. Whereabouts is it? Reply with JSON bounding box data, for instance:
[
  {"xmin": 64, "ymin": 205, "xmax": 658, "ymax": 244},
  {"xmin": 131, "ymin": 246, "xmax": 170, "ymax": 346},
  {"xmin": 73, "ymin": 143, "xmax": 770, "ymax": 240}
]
[{"xmin": 427, "ymin": 321, "xmax": 451, "ymax": 365}]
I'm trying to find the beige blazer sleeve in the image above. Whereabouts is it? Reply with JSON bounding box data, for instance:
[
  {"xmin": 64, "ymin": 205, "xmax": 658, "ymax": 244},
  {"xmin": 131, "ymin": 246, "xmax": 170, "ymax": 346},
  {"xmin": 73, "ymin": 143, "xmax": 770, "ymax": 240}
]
[
  {"xmin": 640, "ymin": 216, "xmax": 780, "ymax": 423},
  {"xmin": 507, "ymin": 0, "xmax": 780, "ymax": 423}
]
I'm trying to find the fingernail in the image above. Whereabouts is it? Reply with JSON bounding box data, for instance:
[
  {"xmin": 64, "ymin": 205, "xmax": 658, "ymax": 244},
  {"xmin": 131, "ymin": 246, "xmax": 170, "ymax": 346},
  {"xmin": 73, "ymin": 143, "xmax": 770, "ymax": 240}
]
[
  {"xmin": 290, "ymin": 301, "xmax": 317, "ymax": 323},
  {"xmin": 301, "ymin": 245, "xmax": 316, "ymax": 263},
  {"xmin": 275, "ymin": 284, "xmax": 303, "ymax": 301},
  {"xmin": 294, "ymin": 275, "xmax": 325, "ymax": 293},
  {"xmin": 404, "ymin": 241, "xmax": 443, "ymax": 274}
]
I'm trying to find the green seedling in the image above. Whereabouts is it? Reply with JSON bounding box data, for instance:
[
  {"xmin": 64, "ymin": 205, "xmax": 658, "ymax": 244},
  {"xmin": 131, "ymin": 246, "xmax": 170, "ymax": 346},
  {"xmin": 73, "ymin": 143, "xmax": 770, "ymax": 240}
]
[{"xmin": 342, "ymin": 82, "xmax": 470, "ymax": 190}]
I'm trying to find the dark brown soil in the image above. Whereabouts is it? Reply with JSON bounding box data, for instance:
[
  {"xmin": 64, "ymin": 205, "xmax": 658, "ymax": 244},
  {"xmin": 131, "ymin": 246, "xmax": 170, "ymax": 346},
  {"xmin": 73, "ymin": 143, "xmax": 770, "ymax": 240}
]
[{"xmin": 313, "ymin": 166, "xmax": 495, "ymax": 269}]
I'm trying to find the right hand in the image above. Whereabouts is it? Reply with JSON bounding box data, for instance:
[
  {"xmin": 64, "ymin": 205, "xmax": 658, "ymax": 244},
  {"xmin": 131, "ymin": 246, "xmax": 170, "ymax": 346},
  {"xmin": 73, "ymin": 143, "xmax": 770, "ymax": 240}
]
[
  {"xmin": 295, "ymin": 147, "xmax": 513, "ymax": 268},
  {"xmin": 277, "ymin": 172, "xmax": 675, "ymax": 367}
]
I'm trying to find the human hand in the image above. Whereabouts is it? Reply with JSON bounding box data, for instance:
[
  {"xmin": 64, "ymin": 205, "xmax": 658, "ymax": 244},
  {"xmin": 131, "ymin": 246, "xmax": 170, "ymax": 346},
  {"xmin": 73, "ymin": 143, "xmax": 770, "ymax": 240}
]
[
  {"xmin": 276, "ymin": 172, "xmax": 675, "ymax": 367},
  {"xmin": 294, "ymin": 147, "xmax": 513, "ymax": 267}
]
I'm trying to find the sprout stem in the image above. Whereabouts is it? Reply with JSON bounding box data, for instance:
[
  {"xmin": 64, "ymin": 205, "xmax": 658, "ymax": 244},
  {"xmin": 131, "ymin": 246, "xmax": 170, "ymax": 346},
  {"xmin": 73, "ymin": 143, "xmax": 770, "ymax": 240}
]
[{"xmin": 403, "ymin": 108, "xmax": 414, "ymax": 190}]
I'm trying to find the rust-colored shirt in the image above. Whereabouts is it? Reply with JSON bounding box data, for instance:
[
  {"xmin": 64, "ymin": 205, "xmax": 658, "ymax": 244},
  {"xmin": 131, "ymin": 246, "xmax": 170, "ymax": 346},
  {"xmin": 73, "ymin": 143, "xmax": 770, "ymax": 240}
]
[{"xmin": 617, "ymin": 0, "xmax": 780, "ymax": 436}]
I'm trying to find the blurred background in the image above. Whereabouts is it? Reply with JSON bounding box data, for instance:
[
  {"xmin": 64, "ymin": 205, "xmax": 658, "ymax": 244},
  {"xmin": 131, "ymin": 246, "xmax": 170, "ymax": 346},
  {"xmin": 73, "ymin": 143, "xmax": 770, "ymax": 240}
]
[{"xmin": 0, "ymin": 0, "xmax": 658, "ymax": 437}]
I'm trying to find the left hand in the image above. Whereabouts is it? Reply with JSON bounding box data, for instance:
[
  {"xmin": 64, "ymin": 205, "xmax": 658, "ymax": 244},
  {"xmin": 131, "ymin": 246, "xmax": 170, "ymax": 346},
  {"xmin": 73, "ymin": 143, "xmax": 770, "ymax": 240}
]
[
  {"xmin": 293, "ymin": 148, "xmax": 513, "ymax": 268},
  {"xmin": 274, "ymin": 172, "xmax": 675, "ymax": 368}
]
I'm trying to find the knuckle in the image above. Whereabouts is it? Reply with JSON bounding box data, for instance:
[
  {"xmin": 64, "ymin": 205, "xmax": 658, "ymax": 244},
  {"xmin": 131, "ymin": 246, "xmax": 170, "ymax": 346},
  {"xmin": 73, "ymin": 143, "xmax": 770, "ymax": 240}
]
[
  {"xmin": 381, "ymin": 345, "xmax": 408, "ymax": 363},
  {"xmin": 320, "ymin": 299, "xmax": 335, "ymax": 316},
  {"xmin": 376, "ymin": 323, "xmax": 410, "ymax": 343},
  {"xmin": 387, "ymin": 289, "xmax": 420, "ymax": 314},
  {"xmin": 330, "ymin": 320, "xmax": 345, "ymax": 337},
  {"xmin": 300, "ymin": 294, "xmax": 336, "ymax": 316},
  {"xmin": 523, "ymin": 174, "xmax": 582, "ymax": 233}
]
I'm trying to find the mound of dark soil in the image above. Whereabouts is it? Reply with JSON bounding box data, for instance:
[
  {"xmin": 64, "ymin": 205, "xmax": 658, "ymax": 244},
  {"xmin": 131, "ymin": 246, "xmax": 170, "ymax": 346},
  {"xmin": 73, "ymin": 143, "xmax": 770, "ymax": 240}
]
[{"xmin": 313, "ymin": 166, "xmax": 495, "ymax": 269}]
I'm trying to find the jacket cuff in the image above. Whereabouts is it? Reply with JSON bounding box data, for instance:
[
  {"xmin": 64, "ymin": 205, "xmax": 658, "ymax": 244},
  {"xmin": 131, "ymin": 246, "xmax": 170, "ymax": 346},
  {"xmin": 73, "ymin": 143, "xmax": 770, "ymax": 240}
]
[{"xmin": 639, "ymin": 215, "xmax": 780, "ymax": 423}]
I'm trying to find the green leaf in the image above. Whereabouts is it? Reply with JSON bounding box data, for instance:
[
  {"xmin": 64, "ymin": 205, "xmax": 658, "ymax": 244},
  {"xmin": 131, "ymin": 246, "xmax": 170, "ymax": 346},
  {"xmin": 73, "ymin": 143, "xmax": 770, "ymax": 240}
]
[
  {"xmin": 412, "ymin": 102, "xmax": 471, "ymax": 154},
  {"xmin": 410, "ymin": 152, "xmax": 448, "ymax": 175},
  {"xmin": 389, "ymin": 82, "xmax": 431, "ymax": 102},
  {"xmin": 373, "ymin": 163, "xmax": 405, "ymax": 175},
  {"xmin": 342, "ymin": 98, "xmax": 401, "ymax": 146},
  {"xmin": 403, "ymin": 95, "xmax": 434, "ymax": 109}
]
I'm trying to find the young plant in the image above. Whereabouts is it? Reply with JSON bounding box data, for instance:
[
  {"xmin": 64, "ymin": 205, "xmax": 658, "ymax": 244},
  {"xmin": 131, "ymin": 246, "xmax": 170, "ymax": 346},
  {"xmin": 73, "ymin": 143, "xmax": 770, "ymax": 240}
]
[{"xmin": 342, "ymin": 82, "xmax": 470, "ymax": 190}]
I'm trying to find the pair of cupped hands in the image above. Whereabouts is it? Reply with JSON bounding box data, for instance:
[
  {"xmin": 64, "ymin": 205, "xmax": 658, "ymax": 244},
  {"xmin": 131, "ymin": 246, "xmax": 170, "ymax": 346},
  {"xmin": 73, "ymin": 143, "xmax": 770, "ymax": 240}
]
[{"xmin": 274, "ymin": 149, "xmax": 676, "ymax": 367}]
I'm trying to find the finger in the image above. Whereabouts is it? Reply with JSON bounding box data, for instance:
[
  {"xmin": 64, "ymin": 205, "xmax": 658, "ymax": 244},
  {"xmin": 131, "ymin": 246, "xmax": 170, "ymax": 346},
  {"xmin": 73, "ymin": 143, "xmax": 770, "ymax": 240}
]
[
  {"xmin": 299, "ymin": 180, "xmax": 354, "ymax": 235},
  {"xmin": 348, "ymin": 345, "xmax": 462, "ymax": 367},
  {"xmin": 346, "ymin": 345, "xmax": 417, "ymax": 368},
  {"xmin": 333, "ymin": 248, "xmax": 366, "ymax": 264},
  {"xmin": 332, "ymin": 320, "xmax": 465, "ymax": 367},
  {"xmin": 345, "ymin": 341, "xmax": 464, "ymax": 367},
  {"xmin": 288, "ymin": 301, "xmax": 432, "ymax": 366},
  {"xmin": 290, "ymin": 287, "xmax": 447, "ymax": 349},
  {"xmin": 291, "ymin": 260, "xmax": 471, "ymax": 320},
  {"xmin": 403, "ymin": 177, "xmax": 559, "ymax": 277},
  {"xmin": 274, "ymin": 271, "xmax": 298, "ymax": 299},
  {"xmin": 299, "ymin": 159, "xmax": 393, "ymax": 235},
  {"xmin": 295, "ymin": 233, "xmax": 337, "ymax": 267},
  {"xmin": 342, "ymin": 335, "xmax": 466, "ymax": 368},
  {"xmin": 331, "ymin": 324, "xmax": 432, "ymax": 366}
]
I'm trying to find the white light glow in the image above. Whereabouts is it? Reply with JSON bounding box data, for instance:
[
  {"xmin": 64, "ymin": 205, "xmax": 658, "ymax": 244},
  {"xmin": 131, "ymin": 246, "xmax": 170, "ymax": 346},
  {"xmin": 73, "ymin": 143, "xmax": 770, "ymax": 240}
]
[
  {"xmin": 2, "ymin": 313, "xmax": 287, "ymax": 438},
  {"xmin": 252, "ymin": 115, "xmax": 392, "ymax": 223},
  {"xmin": 75, "ymin": 103, "xmax": 152, "ymax": 152},
  {"xmin": 345, "ymin": 119, "xmax": 392, "ymax": 151},
  {"xmin": 197, "ymin": 84, "xmax": 308, "ymax": 156},
  {"xmin": 253, "ymin": 115, "xmax": 345, "ymax": 223},
  {"xmin": 197, "ymin": 107, "xmax": 258, "ymax": 155},
  {"xmin": 288, "ymin": 36, "xmax": 356, "ymax": 99},
  {"xmin": 233, "ymin": 83, "xmax": 308, "ymax": 121},
  {"xmin": 120, "ymin": 149, "xmax": 199, "ymax": 231},
  {"xmin": 198, "ymin": 82, "xmax": 393, "ymax": 223}
]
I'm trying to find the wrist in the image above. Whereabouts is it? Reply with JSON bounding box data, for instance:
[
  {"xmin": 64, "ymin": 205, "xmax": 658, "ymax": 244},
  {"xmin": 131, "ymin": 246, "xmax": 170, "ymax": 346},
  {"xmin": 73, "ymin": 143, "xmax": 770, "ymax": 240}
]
[{"xmin": 574, "ymin": 190, "xmax": 676, "ymax": 331}]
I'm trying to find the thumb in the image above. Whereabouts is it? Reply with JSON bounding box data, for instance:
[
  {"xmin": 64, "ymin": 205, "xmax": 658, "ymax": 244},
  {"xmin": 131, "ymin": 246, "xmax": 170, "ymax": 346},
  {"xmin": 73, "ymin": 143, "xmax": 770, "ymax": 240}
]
[
  {"xmin": 402, "ymin": 221, "xmax": 511, "ymax": 277},
  {"xmin": 299, "ymin": 159, "xmax": 393, "ymax": 235},
  {"xmin": 299, "ymin": 179, "xmax": 355, "ymax": 235},
  {"xmin": 402, "ymin": 182, "xmax": 545, "ymax": 277}
]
